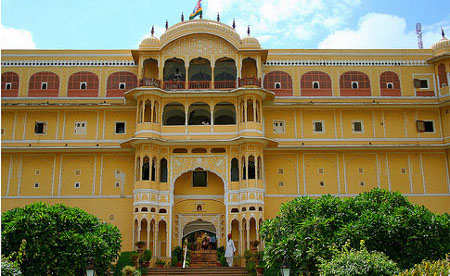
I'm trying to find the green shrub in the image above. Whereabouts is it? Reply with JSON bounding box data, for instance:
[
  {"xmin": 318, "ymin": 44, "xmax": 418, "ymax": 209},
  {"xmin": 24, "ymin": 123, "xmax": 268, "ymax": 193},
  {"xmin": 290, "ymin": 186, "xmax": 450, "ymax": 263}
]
[
  {"xmin": 396, "ymin": 257, "xmax": 450, "ymax": 276},
  {"xmin": 121, "ymin": 265, "xmax": 141, "ymax": 276},
  {"xmin": 1, "ymin": 255, "xmax": 22, "ymax": 276},
  {"xmin": 1, "ymin": 202, "xmax": 122, "ymax": 276},
  {"xmin": 219, "ymin": 255, "xmax": 228, "ymax": 267},
  {"xmin": 114, "ymin": 251, "xmax": 137, "ymax": 276},
  {"xmin": 319, "ymin": 241, "xmax": 399, "ymax": 276},
  {"xmin": 246, "ymin": 260, "xmax": 257, "ymax": 276},
  {"xmin": 171, "ymin": 255, "xmax": 179, "ymax": 267},
  {"xmin": 139, "ymin": 249, "xmax": 152, "ymax": 267},
  {"xmin": 260, "ymin": 189, "xmax": 450, "ymax": 275},
  {"xmin": 172, "ymin": 246, "xmax": 183, "ymax": 262}
]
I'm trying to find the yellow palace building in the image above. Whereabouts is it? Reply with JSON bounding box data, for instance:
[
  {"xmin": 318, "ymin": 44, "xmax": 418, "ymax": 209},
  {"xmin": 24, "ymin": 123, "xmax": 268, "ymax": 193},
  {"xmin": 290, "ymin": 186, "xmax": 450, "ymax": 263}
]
[{"xmin": 2, "ymin": 19, "xmax": 450, "ymax": 259}]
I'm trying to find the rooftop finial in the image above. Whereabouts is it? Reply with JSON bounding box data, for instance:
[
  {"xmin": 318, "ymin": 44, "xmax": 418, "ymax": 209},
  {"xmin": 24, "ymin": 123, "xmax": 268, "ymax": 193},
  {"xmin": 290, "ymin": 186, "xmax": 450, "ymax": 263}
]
[
  {"xmin": 200, "ymin": 12, "xmax": 203, "ymax": 19},
  {"xmin": 165, "ymin": 20, "xmax": 168, "ymax": 30},
  {"xmin": 217, "ymin": 12, "xmax": 220, "ymax": 22},
  {"xmin": 151, "ymin": 25, "xmax": 154, "ymax": 36},
  {"xmin": 247, "ymin": 25, "xmax": 250, "ymax": 36},
  {"xmin": 442, "ymin": 28, "xmax": 446, "ymax": 39},
  {"xmin": 232, "ymin": 19, "xmax": 236, "ymax": 29},
  {"xmin": 181, "ymin": 12, "xmax": 184, "ymax": 22}
]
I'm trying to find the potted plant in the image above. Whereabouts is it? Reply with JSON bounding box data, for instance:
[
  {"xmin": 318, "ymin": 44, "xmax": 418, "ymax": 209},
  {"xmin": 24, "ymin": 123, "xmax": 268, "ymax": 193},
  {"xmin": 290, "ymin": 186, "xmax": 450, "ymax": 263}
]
[
  {"xmin": 252, "ymin": 250, "xmax": 263, "ymax": 266},
  {"xmin": 171, "ymin": 246, "xmax": 183, "ymax": 267},
  {"xmin": 243, "ymin": 249, "xmax": 252, "ymax": 265},
  {"xmin": 135, "ymin": 241, "xmax": 146, "ymax": 253},
  {"xmin": 155, "ymin": 258, "xmax": 166, "ymax": 268},
  {"xmin": 250, "ymin": 240, "xmax": 260, "ymax": 252},
  {"xmin": 139, "ymin": 249, "xmax": 152, "ymax": 267},
  {"xmin": 256, "ymin": 259, "xmax": 265, "ymax": 275},
  {"xmin": 130, "ymin": 251, "xmax": 140, "ymax": 267},
  {"xmin": 233, "ymin": 255, "xmax": 242, "ymax": 267}
]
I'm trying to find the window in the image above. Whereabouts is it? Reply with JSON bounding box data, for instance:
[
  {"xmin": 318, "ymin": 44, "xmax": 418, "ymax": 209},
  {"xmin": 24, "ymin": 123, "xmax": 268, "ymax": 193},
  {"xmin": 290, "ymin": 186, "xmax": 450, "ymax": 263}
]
[
  {"xmin": 34, "ymin": 183, "xmax": 39, "ymax": 188},
  {"xmin": 358, "ymin": 168, "xmax": 364, "ymax": 174},
  {"xmin": 115, "ymin": 181, "xmax": 120, "ymax": 188},
  {"xmin": 352, "ymin": 121, "xmax": 363, "ymax": 133},
  {"xmin": 387, "ymin": 82, "xmax": 394, "ymax": 89},
  {"xmin": 119, "ymin": 82, "xmax": 126, "ymax": 90},
  {"xmin": 319, "ymin": 181, "xmax": 325, "ymax": 187},
  {"xmin": 160, "ymin": 158, "xmax": 168, "ymax": 183},
  {"xmin": 414, "ymin": 79, "xmax": 429, "ymax": 89},
  {"xmin": 1, "ymin": 128, "xmax": 5, "ymax": 135},
  {"xmin": 231, "ymin": 208, "xmax": 239, "ymax": 213},
  {"xmin": 274, "ymin": 82, "xmax": 281, "ymax": 89},
  {"xmin": 34, "ymin": 122, "xmax": 46, "ymax": 134},
  {"xmin": 401, "ymin": 168, "xmax": 407, "ymax": 174},
  {"xmin": 416, "ymin": 120, "xmax": 434, "ymax": 132},
  {"xmin": 193, "ymin": 171, "xmax": 207, "ymax": 187},
  {"xmin": 80, "ymin": 82, "xmax": 87, "ymax": 89},
  {"xmin": 35, "ymin": 170, "xmax": 40, "ymax": 175},
  {"xmin": 74, "ymin": 182, "xmax": 80, "ymax": 188},
  {"xmin": 5, "ymin": 83, "xmax": 12, "ymax": 89},
  {"xmin": 159, "ymin": 208, "xmax": 167, "ymax": 213},
  {"xmin": 41, "ymin": 82, "xmax": 48, "ymax": 89},
  {"xmin": 278, "ymin": 181, "xmax": 284, "ymax": 187},
  {"xmin": 278, "ymin": 168, "xmax": 284, "ymax": 175},
  {"xmin": 273, "ymin": 120, "xmax": 285, "ymax": 133},
  {"xmin": 313, "ymin": 121, "xmax": 324, "ymax": 133},
  {"xmin": 74, "ymin": 121, "xmax": 87, "ymax": 135},
  {"xmin": 231, "ymin": 158, "xmax": 239, "ymax": 181},
  {"xmin": 360, "ymin": 181, "xmax": 365, "ymax": 186},
  {"xmin": 318, "ymin": 168, "xmax": 324, "ymax": 174},
  {"xmin": 312, "ymin": 81, "xmax": 320, "ymax": 89},
  {"xmin": 115, "ymin": 122, "xmax": 125, "ymax": 134},
  {"xmin": 75, "ymin": 169, "xmax": 81, "ymax": 176},
  {"xmin": 351, "ymin": 81, "xmax": 358, "ymax": 89}
]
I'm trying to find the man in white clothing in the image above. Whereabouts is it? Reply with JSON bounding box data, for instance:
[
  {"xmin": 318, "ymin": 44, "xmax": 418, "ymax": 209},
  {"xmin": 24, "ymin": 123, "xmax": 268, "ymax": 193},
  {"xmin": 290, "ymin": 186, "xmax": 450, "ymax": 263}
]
[{"xmin": 225, "ymin": 233, "xmax": 236, "ymax": 267}]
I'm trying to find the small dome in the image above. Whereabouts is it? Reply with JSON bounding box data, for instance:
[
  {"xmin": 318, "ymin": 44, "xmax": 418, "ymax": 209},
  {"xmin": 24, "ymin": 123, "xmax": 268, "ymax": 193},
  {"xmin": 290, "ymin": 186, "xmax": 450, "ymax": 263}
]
[
  {"xmin": 139, "ymin": 36, "xmax": 160, "ymax": 49},
  {"xmin": 431, "ymin": 37, "xmax": 449, "ymax": 51},
  {"xmin": 241, "ymin": 35, "xmax": 261, "ymax": 48}
]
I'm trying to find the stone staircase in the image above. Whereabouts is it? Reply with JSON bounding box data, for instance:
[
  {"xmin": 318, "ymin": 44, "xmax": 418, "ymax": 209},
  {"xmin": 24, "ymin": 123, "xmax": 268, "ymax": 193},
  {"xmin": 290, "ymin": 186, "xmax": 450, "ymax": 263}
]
[
  {"xmin": 189, "ymin": 250, "xmax": 219, "ymax": 267},
  {"xmin": 144, "ymin": 267, "xmax": 247, "ymax": 276}
]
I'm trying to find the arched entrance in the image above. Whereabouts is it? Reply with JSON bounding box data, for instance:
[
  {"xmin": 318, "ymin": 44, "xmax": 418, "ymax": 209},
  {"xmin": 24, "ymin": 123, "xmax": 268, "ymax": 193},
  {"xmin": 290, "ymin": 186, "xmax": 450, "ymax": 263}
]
[{"xmin": 183, "ymin": 219, "xmax": 216, "ymax": 237}]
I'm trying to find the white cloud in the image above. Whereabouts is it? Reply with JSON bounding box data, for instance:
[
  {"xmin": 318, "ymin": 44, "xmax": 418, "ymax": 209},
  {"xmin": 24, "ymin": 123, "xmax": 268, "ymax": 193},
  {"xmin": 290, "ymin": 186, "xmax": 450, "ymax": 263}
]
[
  {"xmin": 318, "ymin": 13, "xmax": 450, "ymax": 49},
  {"xmin": 0, "ymin": 24, "xmax": 36, "ymax": 49}
]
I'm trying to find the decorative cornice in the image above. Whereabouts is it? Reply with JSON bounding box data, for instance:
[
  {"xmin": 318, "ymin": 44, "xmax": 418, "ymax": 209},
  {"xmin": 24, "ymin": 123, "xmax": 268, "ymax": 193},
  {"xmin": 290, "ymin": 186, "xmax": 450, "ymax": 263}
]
[
  {"xmin": 1, "ymin": 60, "xmax": 137, "ymax": 67},
  {"xmin": 264, "ymin": 59, "xmax": 430, "ymax": 67}
]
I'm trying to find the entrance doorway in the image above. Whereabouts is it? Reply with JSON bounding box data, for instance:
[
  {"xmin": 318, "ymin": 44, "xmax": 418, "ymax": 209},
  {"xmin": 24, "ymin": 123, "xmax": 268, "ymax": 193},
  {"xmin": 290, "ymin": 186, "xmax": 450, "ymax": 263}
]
[{"xmin": 183, "ymin": 219, "xmax": 218, "ymax": 251}]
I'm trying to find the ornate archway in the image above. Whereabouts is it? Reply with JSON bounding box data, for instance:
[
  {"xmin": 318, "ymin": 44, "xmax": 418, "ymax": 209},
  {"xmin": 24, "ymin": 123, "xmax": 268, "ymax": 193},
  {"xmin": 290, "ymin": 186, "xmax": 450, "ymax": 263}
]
[{"xmin": 179, "ymin": 214, "xmax": 221, "ymax": 247}]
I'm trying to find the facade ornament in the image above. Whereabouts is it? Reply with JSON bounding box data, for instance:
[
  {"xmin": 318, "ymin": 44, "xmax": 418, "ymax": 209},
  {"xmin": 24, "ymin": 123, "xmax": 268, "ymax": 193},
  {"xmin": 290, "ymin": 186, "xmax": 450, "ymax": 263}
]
[
  {"xmin": 442, "ymin": 28, "xmax": 446, "ymax": 39},
  {"xmin": 165, "ymin": 20, "xmax": 168, "ymax": 30},
  {"xmin": 232, "ymin": 19, "xmax": 236, "ymax": 29},
  {"xmin": 217, "ymin": 12, "xmax": 220, "ymax": 22},
  {"xmin": 247, "ymin": 25, "xmax": 250, "ymax": 36},
  {"xmin": 181, "ymin": 12, "xmax": 184, "ymax": 22},
  {"xmin": 151, "ymin": 25, "xmax": 154, "ymax": 37}
]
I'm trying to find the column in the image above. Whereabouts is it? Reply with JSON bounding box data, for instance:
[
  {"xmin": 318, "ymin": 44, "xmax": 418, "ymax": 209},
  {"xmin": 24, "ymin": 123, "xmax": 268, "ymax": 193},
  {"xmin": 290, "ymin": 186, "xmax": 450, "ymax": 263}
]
[
  {"xmin": 253, "ymin": 97, "xmax": 256, "ymax": 124},
  {"xmin": 155, "ymin": 222, "xmax": 159, "ymax": 256},
  {"xmin": 211, "ymin": 65, "xmax": 215, "ymax": 89},
  {"xmin": 246, "ymin": 220, "xmax": 250, "ymax": 250}
]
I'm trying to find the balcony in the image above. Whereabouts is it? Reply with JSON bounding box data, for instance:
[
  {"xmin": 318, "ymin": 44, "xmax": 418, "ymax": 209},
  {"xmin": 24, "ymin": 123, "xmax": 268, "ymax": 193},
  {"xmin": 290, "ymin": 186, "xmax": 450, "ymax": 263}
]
[
  {"xmin": 188, "ymin": 81, "xmax": 211, "ymax": 89},
  {"xmin": 164, "ymin": 81, "xmax": 185, "ymax": 90},
  {"xmin": 28, "ymin": 89, "xmax": 59, "ymax": 97},
  {"xmin": 214, "ymin": 80, "xmax": 236, "ymax": 89},
  {"xmin": 238, "ymin": 76, "xmax": 261, "ymax": 87},
  {"xmin": 140, "ymin": 77, "xmax": 161, "ymax": 88}
]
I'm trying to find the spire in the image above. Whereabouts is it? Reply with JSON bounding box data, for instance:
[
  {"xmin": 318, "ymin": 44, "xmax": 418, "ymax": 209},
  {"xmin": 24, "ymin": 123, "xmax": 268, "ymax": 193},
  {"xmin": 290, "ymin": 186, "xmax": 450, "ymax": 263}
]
[
  {"xmin": 181, "ymin": 12, "xmax": 184, "ymax": 22},
  {"xmin": 232, "ymin": 19, "xmax": 236, "ymax": 29},
  {"xmin": 442, "ymin": 28, "xmax": 446, "ymax": 39},
  {"xmin": 151, "ymin": 25, "xmax": 154, "ymax": 37},
  {"xmin": 217, "ymin": 12, "xmax": 220, "ymax": 22},
  {"xmin": 200, "ymin": 13, "xmax": 203, "ymax": 19},
  {"xmin": 247, "ymin": 25, "xmax": 251, "ymax": 36},
  {"xmin": 165, "ymin": 20, "xmax": 169, "ymax": 30}
]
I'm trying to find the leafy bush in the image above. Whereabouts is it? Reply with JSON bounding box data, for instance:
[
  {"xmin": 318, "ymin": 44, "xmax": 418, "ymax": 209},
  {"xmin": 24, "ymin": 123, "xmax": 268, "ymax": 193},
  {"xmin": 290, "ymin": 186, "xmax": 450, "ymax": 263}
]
[
  {"xmin": 139, "ymin": 249, "xmax": 152, "ymax": 267},
  {"xmin": 219, "ymin": 255, "xmax": 228, "ymax": 267},
  {"xmin": 171, "ymin": 255, "xmax": 179, "ymax": 267},
  {"xmin": 1, "ymin": 256, "xmax": 22, "ymax": 276},
  {"xmin": 1, "ymin": 202, "xmax": 122, "ymax": 276},
  {"xmin": 172, "ymin": 246, "xmax": 183, "ymax": 262},
  {"xmin": 113, "ymin": 251, "xmax": 137, "ymax": 276},
  {"xmin": 121, "ymin": 265, "xmax": 141, "ymax": 276},
  {"xmin": 396, "ymin": 256, "xmax": 450, "ymax": 276},
  {"xmin": 319, "ymin": 241, "xmax": 399, "ymax": 276},
  {"xmin": 246, "ymin": 260, "xmax": 257, "ymax": 276},
  {"xmin": 260, "ymin": 189, "xmax": 450, "ymax": 275}
]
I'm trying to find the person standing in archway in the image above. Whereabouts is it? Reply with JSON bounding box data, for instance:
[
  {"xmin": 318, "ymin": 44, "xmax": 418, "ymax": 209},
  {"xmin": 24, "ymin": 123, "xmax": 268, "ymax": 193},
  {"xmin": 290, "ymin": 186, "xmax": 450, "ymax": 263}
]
[{"xmin": 225, "ymin": 233, "xmax": 236, "ymax": 267}]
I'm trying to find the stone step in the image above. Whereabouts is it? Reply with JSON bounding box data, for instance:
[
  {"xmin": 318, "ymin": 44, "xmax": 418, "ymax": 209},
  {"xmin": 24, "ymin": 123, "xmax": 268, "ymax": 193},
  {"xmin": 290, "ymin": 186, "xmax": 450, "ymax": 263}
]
[{"xmin": 144, "ymin": 267, "xmax": 247, "ymax": 276}]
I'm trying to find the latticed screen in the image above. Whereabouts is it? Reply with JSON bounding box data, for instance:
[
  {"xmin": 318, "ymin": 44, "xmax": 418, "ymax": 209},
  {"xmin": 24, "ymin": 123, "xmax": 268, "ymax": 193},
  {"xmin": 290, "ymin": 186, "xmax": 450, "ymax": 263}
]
[
  {"xmin": 380, "ymin": 71, "xmax": 400, "ymax": 89},
  {"xmin": 68, "ymin": 72, "xmax": 99, "ymax": 89},
  {"xmin": 301, "ymin": 71, "xmax": 331, "ymax": 89},
  {"xmin": 107, "ymin": 72, "xmax": 137, "ymax": 90},
  {"xmin": 29, "ymin": 72, "xmax": 59, "ymax": 89},
  {"xmin": 263, "ymin": 71, "xmax": 293, "ymax": 90},
  {"xmin": 340, "ymin": 71, "xmax": 370, "ymax": 89},
  {"xmin": 1, "ymin": 72, "xmax": 20, "ymax": 89}
]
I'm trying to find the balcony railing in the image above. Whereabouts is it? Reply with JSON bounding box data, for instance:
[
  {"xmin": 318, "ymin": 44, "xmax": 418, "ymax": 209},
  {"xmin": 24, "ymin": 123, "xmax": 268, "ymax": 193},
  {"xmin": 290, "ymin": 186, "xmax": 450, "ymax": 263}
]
[
  {"xmin": 164, "ymin": 81, "xmax": 186, "ymax": 90},
  {"xmin": 238, "ymin": 76, "xmax": 261, "ymax": 87},
  {"xmin": 28, "ymin": 89, "xmax": 59, "ymax": 97},
  {"xmin": 140, "ymin": 77, "xmax": 161, "ymax": 88},
  {"xmin": 214, "ymin": 80, "xmax": 236, "ymax": 89},
  {"xmin": 189, "ymin": 81, "xmax": 211, "ymax": 89}
]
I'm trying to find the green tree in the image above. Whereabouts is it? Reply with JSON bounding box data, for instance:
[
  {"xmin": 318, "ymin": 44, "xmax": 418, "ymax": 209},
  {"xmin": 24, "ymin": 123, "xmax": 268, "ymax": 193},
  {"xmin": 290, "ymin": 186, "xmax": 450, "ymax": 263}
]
[
  {"xmin": 259, "ymin": 189, "xmax": 450, "ymax": 275},
  {"xmin": 2, "ymin": 202, "xmax": 122, "ymax": 275}
]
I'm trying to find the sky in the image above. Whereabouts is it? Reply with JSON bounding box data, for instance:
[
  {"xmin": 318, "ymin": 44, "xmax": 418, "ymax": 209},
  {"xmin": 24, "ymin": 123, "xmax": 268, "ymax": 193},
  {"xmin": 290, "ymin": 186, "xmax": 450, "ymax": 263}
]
[{"xmin": 1, "ymin": 0, "xmax": 449, "ymax": 50}]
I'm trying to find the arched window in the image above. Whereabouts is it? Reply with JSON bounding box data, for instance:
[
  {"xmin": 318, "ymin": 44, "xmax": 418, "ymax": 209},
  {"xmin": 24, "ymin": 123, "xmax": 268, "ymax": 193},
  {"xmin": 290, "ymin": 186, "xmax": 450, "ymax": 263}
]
[
  {"xmin": 242, "ymin": 207, "xmax": 247, "ymax": 212},
  {"xmin": 160, "ymin": 158, "xmax": 168, "ymax": 183},
  {"xmin": 231, "ymin": 208, "xmax": 239, "ymax": 213},
  {"xmin": 153, "ymin": 102, "xmax": 159, "ymax": 123},
  {"xmin": 231, "ymin": 158, "xmax": 239, "ymax": 181},
  {"xmin": 1, "ymin": 72, "xmax": 19, "ymax": 97},
  {"xmin": 68, "ymin": 71, "xmax": 99, "ymax": 97},
  {"xmin": 151, "ymin": 207, "xmax": 156, "ymax": 212},
  {"xmin": 164, "ymin": 58, "xmax": 186, "ymax": 89},
  {"xmin": 28, "ymin": 71, "xmax": 60, "ymax": 97},
  {"xmin": 173, "ymin": 148, "xmax": 188, "ymax": 153},
  {"xmin": 141, "ymin": 207, "xmax": 148, "ymax": 212},
  {"xmin": 380, "ymin": 71, "xmax": 401, "ymax": 96},
  {"xmin": 135, "ymin": 208, "xmax": 139, "ymax": 212},
  {"xmin": 249, "ymin": 206, "xmax": 256, "ymax": 211},
  {"xmin": 247, "ymin": 100, "xmax": 254, "ymax": 121},
  {"xmin": 211, "ymin": 148, "xmax": 226, "ymax": 153},
  {"xmin": 300, "ymin": 71, "xmax": 332, "ymax": 96},
  {"xmin": 188, "ymin": 102, "xmax": 211, "ymax": 125},
  {"xmin": 163, "ymin": 102, "xmax": 185, "ymax": 125},
  {"xmin": 240, "ymin": 101, "xmax": 245, "ymax": 122},
  {"xmin": 151, "ymin": 157, "xmax": 157, "ymax": 181},
  {"xmin": 188, "ymin": 58, "xmax": 211, "ymax": 89},
  {"xmin": 339, "ymin": 71, "xmax": 371, "ymax": 96},
  {"xmin": 256, "ymin": 100, "xmax": 260, "ymax": 123},
  {"xmin": 263, "ymin": 71, "xmax": 293, "ymax": 96},
  {"xmin": 214, "ymin": 58, "xmax": 237, "ymax": 89},
  {"xmin": 438, "ymin": 63, "xmax": 447, "ymax": 88},
  {"xmin": 159, "ymin": 208, "xmax": 167, "ymax": 214},
  {"xmin": 142, "ymin": 156, "xmax": 150, "ymax": 180},
  {"xmin": 136, "ymin": 157, "xmax": 141, "ymax": 181},
  {"xmin": 257, "ymin": 156, "xmax": 262, "ymax": 180},
  {"xmin": 144, "ymin": 100, "xmax": 152, "ymax": 122},
  {"xmin": 242, "ymin": 156, "xmax": 246, "ymax": 180},
  {"xmin": 138, "ymin": 101, "xmax": 143, "ymax": 124},
  {"xmin": 191, "ymin": 148, "xmax": 207, "ymax": 153},
  {"xmin": 241, "ymin": 57, "xmax": 257, "ymax": 78},
  {"xmin": 214, "ymin": 102, "xmax": 236, "ymax": 125},
  {"xmin": 107, "ymin": 71, "xmax": 138, "ymax": 97},
  {"xmin": 248, "ymin": 155, "xmax": 255, "ymax": 179}
]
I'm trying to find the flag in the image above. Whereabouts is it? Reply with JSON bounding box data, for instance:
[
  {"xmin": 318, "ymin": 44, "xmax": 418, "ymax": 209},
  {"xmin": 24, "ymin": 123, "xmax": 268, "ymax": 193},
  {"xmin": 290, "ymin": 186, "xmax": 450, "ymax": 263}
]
[{"xmin": 189, "ymin": 0, "xmax": 202, "ymax": 20}]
